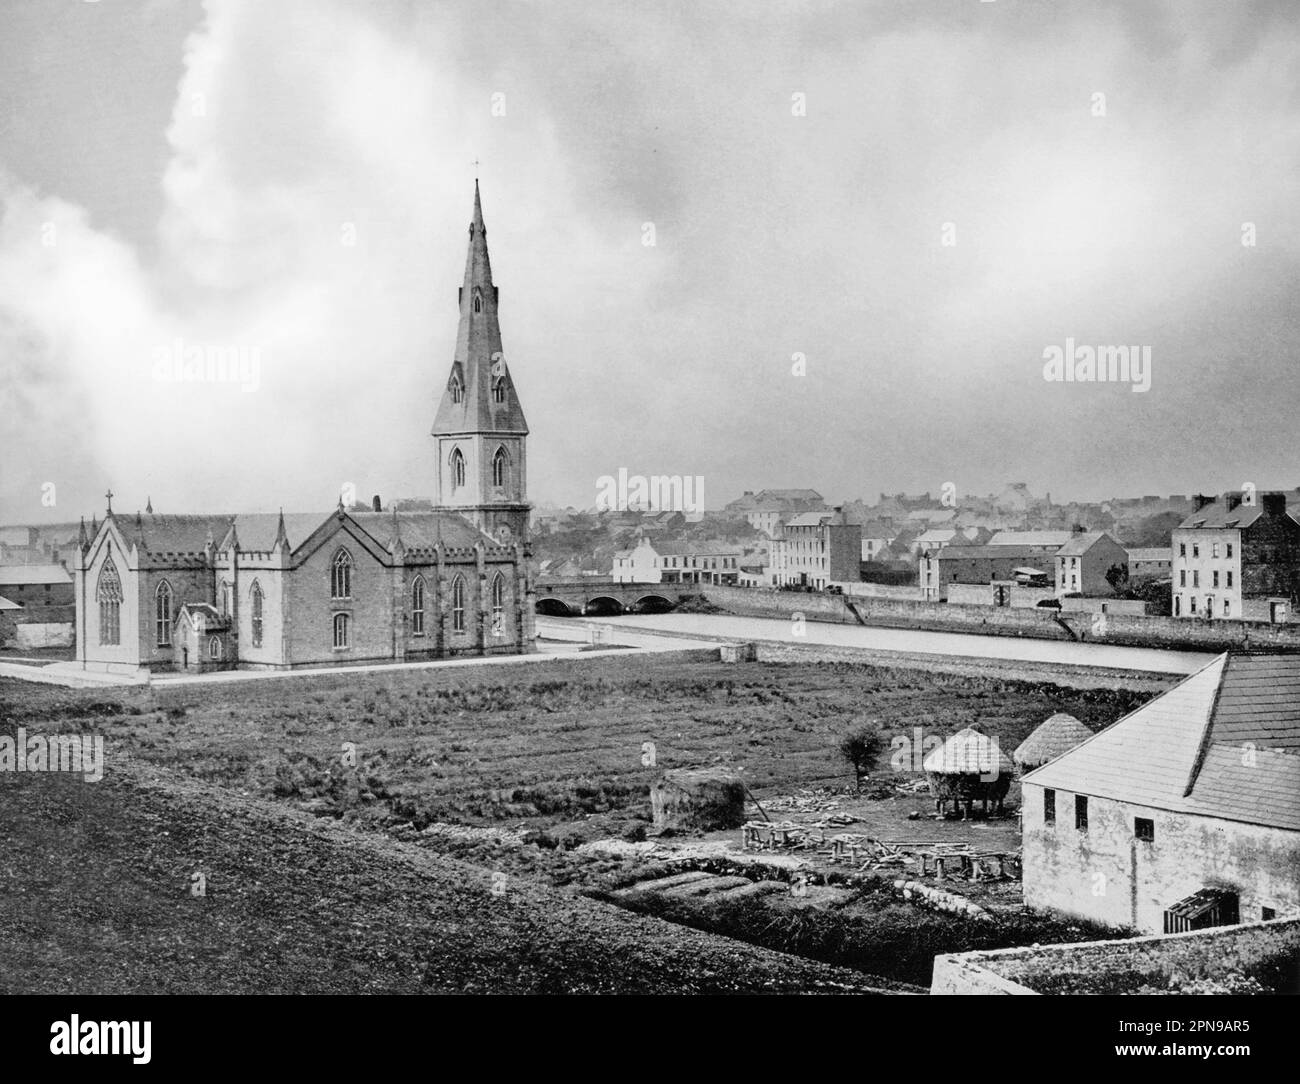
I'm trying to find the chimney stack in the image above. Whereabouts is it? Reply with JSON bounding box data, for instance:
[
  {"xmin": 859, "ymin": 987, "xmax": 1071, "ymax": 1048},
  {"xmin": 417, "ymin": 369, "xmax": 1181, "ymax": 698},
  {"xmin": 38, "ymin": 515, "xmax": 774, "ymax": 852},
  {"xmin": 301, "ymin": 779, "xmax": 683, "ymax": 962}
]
[
  {"xmin": 1262, "ymin": 491, "xmax": 1288, "ymax": 517},
  {"xmin": 1225, "ymin": 492, "xmax": 1243, "ymax": 512},
  {"xmin": 1193, "ymin": 493, "xmax": 1215, "ymax": 512}
]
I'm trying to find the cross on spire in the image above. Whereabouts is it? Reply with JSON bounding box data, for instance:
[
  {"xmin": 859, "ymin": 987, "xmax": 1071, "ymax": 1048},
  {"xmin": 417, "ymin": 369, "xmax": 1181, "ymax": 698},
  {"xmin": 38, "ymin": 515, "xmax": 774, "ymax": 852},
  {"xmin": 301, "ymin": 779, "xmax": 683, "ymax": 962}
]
[{"xmin": 105, "ymin": 488, "xmax": 114, "ymax": 513}]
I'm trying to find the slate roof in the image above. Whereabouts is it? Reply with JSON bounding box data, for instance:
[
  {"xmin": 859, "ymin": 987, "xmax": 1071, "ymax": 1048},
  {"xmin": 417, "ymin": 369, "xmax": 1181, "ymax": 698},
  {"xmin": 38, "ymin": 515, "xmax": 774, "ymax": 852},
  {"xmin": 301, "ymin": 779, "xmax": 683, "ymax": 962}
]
[
  {"xmin": 784, "ymin": 512, "xmax": 835, "ymax": 528},
  {"xmin": 1055, "ymin": 531, "xmax": 1113, "ymax": 557},
  {"xmin": 0, "ymin": 564, "xmax": 71, "ymax": 585},
  {"xmin": 1128, "ymin": 548, "xmax": 1172, "ymax": 563},
  {"xmin": 225, "ymin": 513, "xmax": 325, "ymax": 553},
  {"xmin": 987, "ymin": 530, "xmax": 1073, "ymax": 548},
  {"xmin": 1022, "ymin": 654, "xmax": 1300, "ymax": 831},
  {"xmin": 115, "ymin": 514, "xmax": 237, "ymax": 555},
  {"xmin": 348, "ymin": 511, "xmax": 501, "ymax": 553}
]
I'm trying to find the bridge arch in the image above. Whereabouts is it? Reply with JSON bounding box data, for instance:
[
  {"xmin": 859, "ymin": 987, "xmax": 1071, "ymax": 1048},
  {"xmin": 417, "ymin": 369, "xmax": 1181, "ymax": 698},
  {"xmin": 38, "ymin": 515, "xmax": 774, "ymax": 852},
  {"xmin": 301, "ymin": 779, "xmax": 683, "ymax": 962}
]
[
  {"xmin": 582, "ymin": 595, "xmax": 625, "ymax": 616},
  {"xmin": 535, "ymin": 597, "xmax": 576, "ymax": 617},
  {"xmin": 631, "ymin": 594, "xmax": 674, "ymax": 614}
]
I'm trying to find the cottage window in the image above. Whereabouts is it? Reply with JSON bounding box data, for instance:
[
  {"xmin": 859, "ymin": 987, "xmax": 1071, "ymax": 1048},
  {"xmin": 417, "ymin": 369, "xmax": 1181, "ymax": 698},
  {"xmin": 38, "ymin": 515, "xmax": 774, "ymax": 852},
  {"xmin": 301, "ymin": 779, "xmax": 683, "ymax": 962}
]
[
  {"xmin": 1192, "ymin": 570, "xmax": 1199, "ymax": 588},
  {"xmin": 1226, "ymin": 543, "xmax": 1234, "ymax": 558},
  {"xmin": 1223, "ymin": 599, "xmax": 1230, "ymax": 616},
  {"xmin": 1190, "ymin": 597, "xmax": 1198, "ymax": 614},
  {"xmin": 452, "ymin": 575, "xmax": 466, "ymax": 633},
  {"xmin": 411, "ymin": 576, "xmax": 425, "ymax": 635},
  {"xmin": 96, "ymin": 559, "xmax": 122, "ymax": 646},
  {"xmin": 1179, "ymin": 570, "xmax": 1186, "ymax": 587},
  {"xmin": 1075, "ymin": 795, "xmax": 1088, "ymax": 831},
  {"xmin": 333, "ymin": 612, "xmax": 350, "ymax": 649},
  {"xmin": 1212, "ymin": 571, "xmax": 1220, "ymax": 588},
  {"xmin": 1044, "ymin": 789, "xmax": 1056, "ymax": 824},
  {"xmin": 1192, "ymin": 543, "xmax": 1200, "ymax": 558},
  {"xmin": 1263, "ymin": 907, "xmax": 1277, "ymax": 921},
  {"xmin": 1134, "ymin": 817, "xmax": 1154, "ymax": 842},
  {"xmin": 155, "ymin": 580, "xmax": 173, "ymax": 647},
  {"xmin": 250, "ymin": 580, "xmax": 264, "ymax": 647},
  {"xmin": 1226, "ymin": 571, "xmax": 1233, "ymax": 588},
  {"xmin": 1179, "ymin": 542, "xmax": 1186, "ymax": 556},
  {"xmin": 331, "ymin": 549, "xmax": 353, "ymax": 599},
  {"xmin": 1212, "ymin": 542, "xmax": 1220, "ymax": 558}
]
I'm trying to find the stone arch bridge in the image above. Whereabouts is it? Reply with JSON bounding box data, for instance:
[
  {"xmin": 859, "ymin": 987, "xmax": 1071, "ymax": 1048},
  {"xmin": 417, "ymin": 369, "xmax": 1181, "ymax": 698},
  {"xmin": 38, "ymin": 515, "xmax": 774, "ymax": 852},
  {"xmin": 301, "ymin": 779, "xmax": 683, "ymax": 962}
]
[{"xmin": 534, "ymin": 579, "xmax": 704, "ymax": 616}]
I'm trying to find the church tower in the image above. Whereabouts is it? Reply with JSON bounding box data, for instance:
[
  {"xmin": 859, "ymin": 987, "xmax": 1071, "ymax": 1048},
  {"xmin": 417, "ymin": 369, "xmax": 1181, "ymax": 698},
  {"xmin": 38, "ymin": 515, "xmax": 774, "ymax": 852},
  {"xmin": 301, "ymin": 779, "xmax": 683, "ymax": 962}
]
[{"xmin": 431, "ymin": 181, "xmax": 530, "ymax": 546}]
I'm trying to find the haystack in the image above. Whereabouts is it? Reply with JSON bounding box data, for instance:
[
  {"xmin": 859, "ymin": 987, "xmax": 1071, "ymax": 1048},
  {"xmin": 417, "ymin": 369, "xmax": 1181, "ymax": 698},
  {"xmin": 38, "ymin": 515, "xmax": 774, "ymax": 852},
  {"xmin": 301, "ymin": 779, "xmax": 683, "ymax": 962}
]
[
  {"xmin": 650, "ymin": 767, "xmax": 746, "ymax": 832},
  {"xmin": 923, "ymin": 727, "xmax": 1013, "ymax": 817},
  {"xmin": 1013, "ymin": 712, "xmax": 1094, "ymax": 773}
]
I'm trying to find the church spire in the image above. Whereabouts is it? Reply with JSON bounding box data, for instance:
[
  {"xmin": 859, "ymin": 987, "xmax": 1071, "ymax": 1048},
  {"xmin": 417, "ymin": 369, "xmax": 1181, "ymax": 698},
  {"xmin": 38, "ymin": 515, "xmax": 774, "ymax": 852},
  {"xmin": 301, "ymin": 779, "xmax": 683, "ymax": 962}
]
[{"xmin": 431, "ymin": 182, "xmax": 528, "ymax": 439}]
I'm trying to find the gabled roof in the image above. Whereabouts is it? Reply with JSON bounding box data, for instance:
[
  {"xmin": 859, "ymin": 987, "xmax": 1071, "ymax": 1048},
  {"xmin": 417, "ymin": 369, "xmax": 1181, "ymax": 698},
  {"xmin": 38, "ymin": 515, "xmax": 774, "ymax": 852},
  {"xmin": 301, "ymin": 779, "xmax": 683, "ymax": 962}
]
[
  {"xmin": 1054, "ymin": 531, "xmax": 1117, "ymax": 557},
  {"xmin": 1127, "ymin": 548, "xmax": 1171, "ymax": 563},
  {"xmin": 113, "ymin": 514, "xmax": 237, "ymax": 556},
  {"xmin": 1023, "ymin": 654, "xmax": 1300, "ymax": 831},
  {"xmin": 223, "ymin": 513, "xmax": 324, "ymax": 553},
  {"xmin": 177, "ymin": 602, "xmax": 230, "ymax": 629},
  {"xmin": 937, "ymin": 545, "xmax": 1059, "ymax": 561}
]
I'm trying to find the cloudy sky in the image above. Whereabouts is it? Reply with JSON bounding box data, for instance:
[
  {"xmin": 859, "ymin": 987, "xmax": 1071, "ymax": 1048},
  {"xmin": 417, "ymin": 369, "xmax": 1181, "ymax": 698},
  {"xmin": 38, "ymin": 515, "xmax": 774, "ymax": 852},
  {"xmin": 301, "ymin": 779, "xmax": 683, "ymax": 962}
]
[{"xmin": 2, "ymin": 0, "xmax": 1297, "ymax": 523}]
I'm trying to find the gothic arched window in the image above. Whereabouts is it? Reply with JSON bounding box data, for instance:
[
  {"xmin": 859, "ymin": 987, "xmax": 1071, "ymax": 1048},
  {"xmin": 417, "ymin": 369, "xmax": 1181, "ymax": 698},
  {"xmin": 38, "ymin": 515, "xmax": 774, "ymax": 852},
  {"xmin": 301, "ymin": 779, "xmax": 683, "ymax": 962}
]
[
  {"xmin": 155, "ymin": 580, "xmax": 173, "ymax": 647},
  {"xmin": 250, "ymin": 580, "xmax": 264, "ymax": 647},
  {"xmin": 333, "ymin": 612, "xmax": 350, "ymax": 649},
  {"xmin": 450, "ymin": 375, "xmax": 464, "ymax": 404},
  {"xmin": 331, "ymin": 549, "xmax": 353, "ymax": 599},
  {"xmin": 492, "ymin": 377, "xmax": 506, "ymax": 404},
  {"xmin": 97, "ymin": 558, "xmax": 122, "ymax": 646},
  {"xmin": 491, "ymin": 572, "xmax": 505, "ymax": 635},
  {"xmin": 451, "ymin": 448, "xmax": 466, "ymax": 489},
  {"xmin": 451, "ymin": 574, "xmax": 466, "ymax": 633},
  {"xmin": 411, "ymin": 575, "xmax": 425, "ymax": 635},
  {"xmin": 492, "ymin": 446, "xmax": 507, "ymax": 488}
]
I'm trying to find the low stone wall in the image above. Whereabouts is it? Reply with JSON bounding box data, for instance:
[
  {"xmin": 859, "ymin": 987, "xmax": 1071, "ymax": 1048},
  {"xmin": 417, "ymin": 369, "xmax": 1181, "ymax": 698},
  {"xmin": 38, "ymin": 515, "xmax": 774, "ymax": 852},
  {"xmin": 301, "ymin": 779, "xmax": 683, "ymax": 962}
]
[
  {"xmin": 14, "ymin": 622, "xmax": 74, "ymax": 648},
  {"xmin": 702, "ymin": 585, "xmax": 1300, "ymax": 653},
  {"xmin": 931, "ymin": 917, "xmax": 1300, "ymax": 995},
  {"xmin": 1060, "ymin": 596, "xmax": 1150, "ymax": 616},
  {"xmin": 832, "ymin": 581, "xmax": 923, "ymax": 601}
]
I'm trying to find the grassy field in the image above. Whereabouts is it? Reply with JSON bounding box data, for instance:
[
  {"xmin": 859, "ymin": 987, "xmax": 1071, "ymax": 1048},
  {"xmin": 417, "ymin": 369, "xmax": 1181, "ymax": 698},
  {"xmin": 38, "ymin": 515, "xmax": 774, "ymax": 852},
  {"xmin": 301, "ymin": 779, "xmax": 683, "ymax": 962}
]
[
  {"xmin": 1, "ymin": 654, "xmax": 1155, "ymax": 839},
  {"xmin": 0, "ymin": 654, "xmax": 1159, "ymax": 991}
]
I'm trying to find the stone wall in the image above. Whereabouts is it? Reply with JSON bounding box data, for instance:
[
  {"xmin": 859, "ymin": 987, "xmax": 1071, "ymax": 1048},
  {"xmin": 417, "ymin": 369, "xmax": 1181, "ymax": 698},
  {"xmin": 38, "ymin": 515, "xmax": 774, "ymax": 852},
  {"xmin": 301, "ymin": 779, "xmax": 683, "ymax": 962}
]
[
  {"xmin": 932, "ymin": 917, "xmax": 1300, "ymax": 994},
  {"xmin": 701, "ymin": 584, "xmax": 1300, "ymax": 652}
]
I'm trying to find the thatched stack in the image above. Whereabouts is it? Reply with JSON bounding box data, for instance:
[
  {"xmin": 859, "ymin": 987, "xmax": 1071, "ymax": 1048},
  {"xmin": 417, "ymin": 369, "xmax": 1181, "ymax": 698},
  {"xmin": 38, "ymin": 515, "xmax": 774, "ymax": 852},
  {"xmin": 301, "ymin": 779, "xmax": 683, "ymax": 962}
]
[
  {"xmin": 650, "ymin": 767, "xmax": 746, "ymax": 832},
  {"xmin": 1013, "ymin": 712, "xmax": 1094, "ymax": 773},
  {"xmin": 922, "ymin": 727, "xmax": 1013, "ymax": 816}
]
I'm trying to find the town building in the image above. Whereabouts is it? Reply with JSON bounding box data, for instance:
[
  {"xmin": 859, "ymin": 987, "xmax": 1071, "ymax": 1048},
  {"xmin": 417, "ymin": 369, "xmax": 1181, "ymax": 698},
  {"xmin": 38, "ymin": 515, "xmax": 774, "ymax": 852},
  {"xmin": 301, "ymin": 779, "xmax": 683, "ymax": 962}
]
[
  {"xmin": 1127, "ymin": 547, "xmax": 1172, "ymax": 583},
  {"xmin": 931, "ymin": 543, "xmax": 1061, "ymax": 602},
  {"xmin": 1021, "ymin": 653, "xmax": 1300, "ymax": 934},
  {"xmin": 724, "ymin": 488, "xmax": 826, "ymax": 538},
  {"xmin": 611, "ymin": 537, "xmax": 662, "ymax": 583},
  {"xmin": 653, "ymin": 543, "xmax": 741, "ymax": 585},
  {"xmin": 1053, "ymin": 531, "xmax": 1129, "ymax": 596},
  {"xmin": 777, "ymin": 511, "xmax": 860, "ymax": 590},
  {"xmin": 0, "ymin": 563, "xmax": 74, "ymax": 607},
  {"xmin": 73, "ymin": 183, "xmax": 534, "ymax": 675},
  {"xmin": 1171, "ymin": 491, "xmax": 1300, "ymax": 621}
]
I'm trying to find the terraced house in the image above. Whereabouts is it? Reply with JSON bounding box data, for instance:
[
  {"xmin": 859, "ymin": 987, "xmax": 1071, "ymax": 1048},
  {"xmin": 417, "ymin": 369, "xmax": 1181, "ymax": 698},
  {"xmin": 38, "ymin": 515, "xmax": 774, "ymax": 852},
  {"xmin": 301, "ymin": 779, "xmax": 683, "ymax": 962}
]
[
  {"xmin": 73, "ymin": 184, "xmax": 535, "ymax": 675},
  {"xmin": 1171, "ymin": 491, "xmax": 1300, "ymax": 622}
]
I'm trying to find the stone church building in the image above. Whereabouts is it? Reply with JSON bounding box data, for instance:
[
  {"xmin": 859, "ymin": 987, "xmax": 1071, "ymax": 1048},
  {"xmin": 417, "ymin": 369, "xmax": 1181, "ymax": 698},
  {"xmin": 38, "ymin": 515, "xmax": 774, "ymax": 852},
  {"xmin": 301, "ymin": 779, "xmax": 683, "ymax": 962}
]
[{"xmin": 74, "ymin": 183, "xmax": 536, "ymax": 674}]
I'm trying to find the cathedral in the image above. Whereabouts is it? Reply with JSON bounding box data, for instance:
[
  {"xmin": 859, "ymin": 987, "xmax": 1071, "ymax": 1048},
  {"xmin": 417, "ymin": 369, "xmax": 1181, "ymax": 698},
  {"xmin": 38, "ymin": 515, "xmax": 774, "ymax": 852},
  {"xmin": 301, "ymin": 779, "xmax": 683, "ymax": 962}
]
[{"xmin": 74, "ymin": 183, "xmax": 536, "ymax": 674}]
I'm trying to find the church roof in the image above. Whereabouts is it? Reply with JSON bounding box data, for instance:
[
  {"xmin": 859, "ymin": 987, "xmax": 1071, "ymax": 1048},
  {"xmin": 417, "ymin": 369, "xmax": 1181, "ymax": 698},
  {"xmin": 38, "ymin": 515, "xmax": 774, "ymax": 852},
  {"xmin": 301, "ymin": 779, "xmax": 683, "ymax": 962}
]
[
  {"xmin": 223, "ymin": 513, "xmax": 325, "ymax": 553},
  {"xmin": 431, "ymin": 182, "xmax": 529, "ymax": 438},
  {"xmin": 116, "ymin": 514, "xmax": 236, "ymax": 555},
  {"xmin": 347, "ymin": 511, "xmax": 502, "ymax": 555}
]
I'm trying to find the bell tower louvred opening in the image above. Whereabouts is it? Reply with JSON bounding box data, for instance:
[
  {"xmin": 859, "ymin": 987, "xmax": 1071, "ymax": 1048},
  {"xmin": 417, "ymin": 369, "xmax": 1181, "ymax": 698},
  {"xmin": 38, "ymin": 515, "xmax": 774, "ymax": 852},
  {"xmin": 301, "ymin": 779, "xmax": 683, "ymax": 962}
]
[{"xmin": 431, "ymin": 182, "xmax": 530, "ymax": 547}]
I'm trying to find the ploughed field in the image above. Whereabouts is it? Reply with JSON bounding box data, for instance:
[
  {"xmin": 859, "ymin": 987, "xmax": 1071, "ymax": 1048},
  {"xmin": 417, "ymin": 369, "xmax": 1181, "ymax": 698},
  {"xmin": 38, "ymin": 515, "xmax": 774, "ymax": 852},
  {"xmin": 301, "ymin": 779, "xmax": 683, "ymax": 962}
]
[
  {"xmin": 1, "ymin": 657, "xmax": 1158, "ymax": 990},
  {"xmin": 1, "ymin": 656, "xmax": 1156, "ymax": 841}
]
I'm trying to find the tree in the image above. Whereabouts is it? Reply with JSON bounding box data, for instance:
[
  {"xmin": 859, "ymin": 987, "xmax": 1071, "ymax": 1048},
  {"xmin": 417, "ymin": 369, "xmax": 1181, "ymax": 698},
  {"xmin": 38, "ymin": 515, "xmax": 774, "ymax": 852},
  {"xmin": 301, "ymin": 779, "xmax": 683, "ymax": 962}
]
[
  {"xmin": 839, "ymin": 724, "xmax": 885, "ymax": 791},
  {"xmin": 1105, "ymin": 562, "xmax": 1130, "ymax": 596}
]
